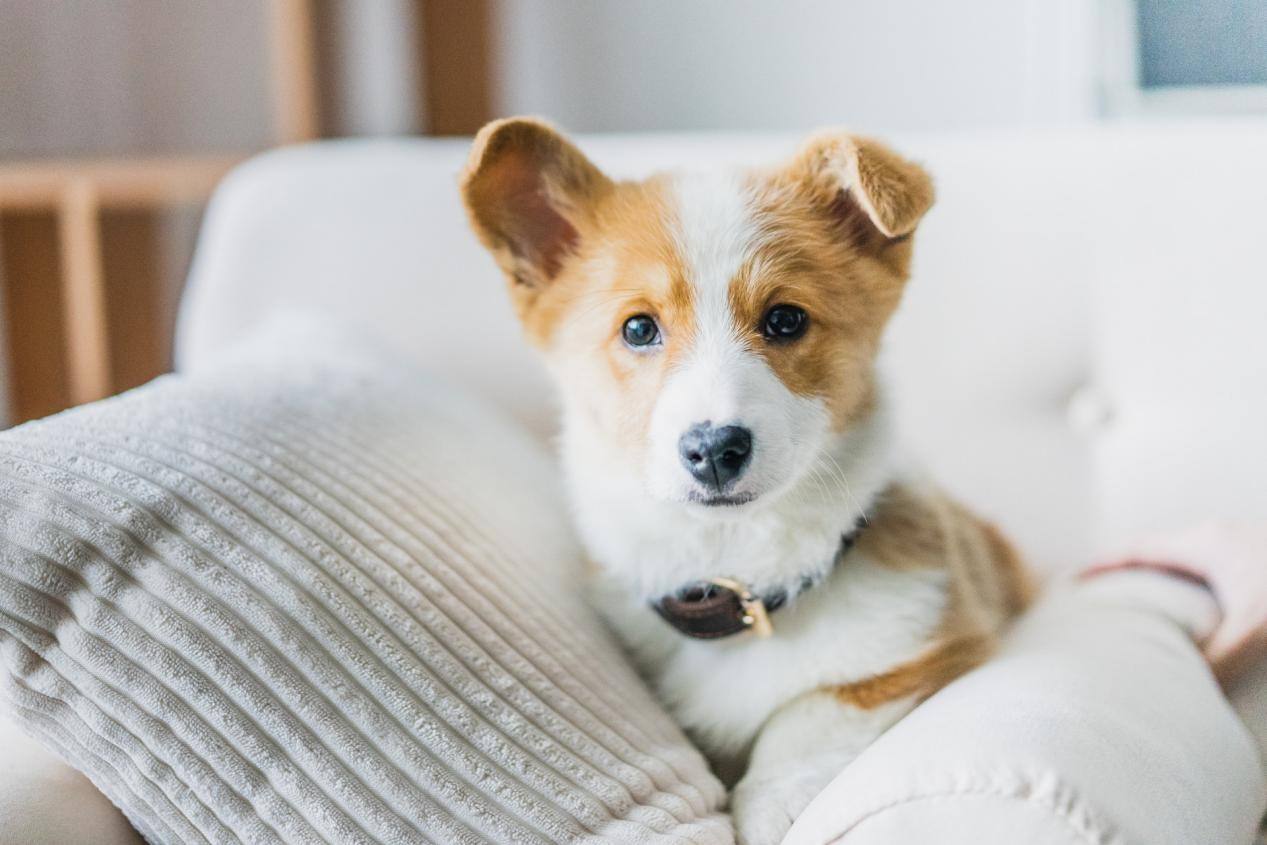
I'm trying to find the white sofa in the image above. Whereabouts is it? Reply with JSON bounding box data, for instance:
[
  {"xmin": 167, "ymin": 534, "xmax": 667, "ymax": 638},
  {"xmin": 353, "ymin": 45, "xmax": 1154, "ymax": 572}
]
[
  {"xmin": 175, "ymin": 121, "xmax": 1267, "ymax": 574},
  {"xmin": 5, "ymin": 122, "xmax": 1267, "ymax": 842}
]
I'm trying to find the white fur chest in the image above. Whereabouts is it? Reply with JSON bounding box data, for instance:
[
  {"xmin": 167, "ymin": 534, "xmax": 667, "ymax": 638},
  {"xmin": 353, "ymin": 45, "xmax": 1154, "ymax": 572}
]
[
  {"xmin": 592, "ymin": 552, "xmax": 949, "ymax": 764},
  {"xmin": 562, "ymin": 395, "xmax": 945, "ymax": 765}
]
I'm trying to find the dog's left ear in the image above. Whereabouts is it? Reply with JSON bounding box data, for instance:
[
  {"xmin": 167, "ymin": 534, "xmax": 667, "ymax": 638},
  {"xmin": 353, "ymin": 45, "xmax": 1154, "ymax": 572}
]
[
  {"xmin": 461, "ymin": 117, "xmax": 612, "ymax": 299},
  {"xmin": 785, "ymin": 132, "xmax": 934, "ymax": 242}
]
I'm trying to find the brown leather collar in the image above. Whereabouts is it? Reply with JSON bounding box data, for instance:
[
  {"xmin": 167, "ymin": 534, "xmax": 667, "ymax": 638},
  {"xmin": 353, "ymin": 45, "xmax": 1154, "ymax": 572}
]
[{"xmin": 652, "ymin": 523, "xmax": 865, "ymax": 640}]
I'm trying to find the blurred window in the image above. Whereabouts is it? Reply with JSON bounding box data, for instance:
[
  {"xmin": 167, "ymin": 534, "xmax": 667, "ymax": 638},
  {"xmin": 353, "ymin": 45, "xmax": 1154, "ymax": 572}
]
[{"xmin": 1137, "ymin": 0, "xmax": 1267, "ymax": 87}]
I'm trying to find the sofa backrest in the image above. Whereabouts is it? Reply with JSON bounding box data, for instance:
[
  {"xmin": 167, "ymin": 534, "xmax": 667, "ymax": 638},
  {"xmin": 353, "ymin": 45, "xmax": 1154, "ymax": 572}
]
[{"xmin": 177, "ymin": 123, "xmax": 1267, "ymax": 572}]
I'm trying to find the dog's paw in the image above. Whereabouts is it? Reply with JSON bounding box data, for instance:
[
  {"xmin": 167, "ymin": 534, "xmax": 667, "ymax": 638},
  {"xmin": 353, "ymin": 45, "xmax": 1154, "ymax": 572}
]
[{"xmin": 730, "ymin": 772, "xmax": 821, "ymax": 845}]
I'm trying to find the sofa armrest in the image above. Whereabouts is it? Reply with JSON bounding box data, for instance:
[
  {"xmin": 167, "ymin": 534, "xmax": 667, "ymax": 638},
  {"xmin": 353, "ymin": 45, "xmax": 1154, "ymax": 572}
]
[
  {"xmin": 787, "ymin": 586, "xmax": 1266, "ymax": 845},
  {"xmin": 0, "ymin": 711, "xmax": 141, "ymax": 845}
]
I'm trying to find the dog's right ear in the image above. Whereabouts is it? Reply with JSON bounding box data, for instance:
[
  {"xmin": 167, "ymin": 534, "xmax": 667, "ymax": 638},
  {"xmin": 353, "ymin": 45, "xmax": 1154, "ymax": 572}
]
[{"xmin": 461, "ymin": 118, "xmax": 611, "ymax": 299}]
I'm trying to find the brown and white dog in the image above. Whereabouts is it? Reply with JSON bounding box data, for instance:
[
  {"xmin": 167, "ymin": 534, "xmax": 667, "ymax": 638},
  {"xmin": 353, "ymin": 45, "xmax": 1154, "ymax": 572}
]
[{"xmin": 461, "ymin": 118, "xmax": 1032, "ymax": 844}]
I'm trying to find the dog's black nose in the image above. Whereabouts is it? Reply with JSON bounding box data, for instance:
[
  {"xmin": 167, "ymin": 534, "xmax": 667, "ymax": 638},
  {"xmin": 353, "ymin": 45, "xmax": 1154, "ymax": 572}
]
[{"xmin": 678, "ymin": 423, "xmax": 752, "ymax": 490}]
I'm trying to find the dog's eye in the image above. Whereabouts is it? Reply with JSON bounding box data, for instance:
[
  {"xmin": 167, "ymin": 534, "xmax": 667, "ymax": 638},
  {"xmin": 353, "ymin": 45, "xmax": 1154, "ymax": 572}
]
[
  {"xmin": 622, "ymin": 314, "xmax": 661, "ymax": 348},
  {"xmin": 762, "ymin": 305, "xmax": 808, "ymax": 342}
]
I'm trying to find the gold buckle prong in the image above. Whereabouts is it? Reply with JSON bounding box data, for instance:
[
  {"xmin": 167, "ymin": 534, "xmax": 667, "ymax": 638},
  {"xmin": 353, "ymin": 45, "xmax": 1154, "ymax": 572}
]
[{"xmin": 706, "ymin": 576, "xmax": 774, "ymax": 637}]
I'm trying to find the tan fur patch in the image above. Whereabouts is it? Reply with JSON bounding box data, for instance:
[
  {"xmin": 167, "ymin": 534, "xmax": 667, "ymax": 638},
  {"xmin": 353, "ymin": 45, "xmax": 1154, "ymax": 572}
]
[
  {"xmin": 830, "ymin": 482, "xmax": 1032, "ymax": 710},
  {"xmin": 726, "ymin": 133, "xmax": 933, "ymax": 431},
  {"xmin": 461, "ymin": 117, "xmax": 613, "ymax": 306},
  {"xmin": 726, "ymin": 193, "xmax": 889, "ymax": 431},
  {"xmin": 855, "ymin": 484, "xmax": 957, "ymax": 571},
  {"xmin": 833, "ymin": 634, "xmax": 995, "ymax": 710},
  {"xmin": 518, "ymin": 175, "xmax": 702, "ymax": 453},
  {"xmin": 977, "ymin": 517, "xmax": 1035, "ymax": 617},
  {"xmin": 860, "ymin": 484, "xmax": 1033, "ymax": 615},
  {"xmin": 788, "ymin": 131, "xmax": 935, "ymax": 240}
]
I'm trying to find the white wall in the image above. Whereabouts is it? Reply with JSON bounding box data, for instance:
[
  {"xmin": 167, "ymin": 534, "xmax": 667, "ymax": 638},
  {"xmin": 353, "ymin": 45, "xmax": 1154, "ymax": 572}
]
[
  {"xmin": 493, "ymin": 0, "xmax": 1099, "ymax": 133},
  {"xmin": 0, "ymin": 0, "xmax": 423, "ymax": 157},
  {"xmin": 0, "ymin": 1, "xmax": 422, "ymax": 429},
  {"xmin": 0, "ymin": 0, "xmax": 273, "ymax": 157},
  {"xmin": 320, "ymin": 0, "xmax": 425, "ymax": 137}
]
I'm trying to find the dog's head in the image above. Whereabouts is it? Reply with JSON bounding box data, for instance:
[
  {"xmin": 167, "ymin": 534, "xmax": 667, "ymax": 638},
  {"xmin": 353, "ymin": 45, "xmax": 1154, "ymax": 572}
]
[{"xmin": 462, "ymin": 118, "xmax": 932, "ymax": 514}]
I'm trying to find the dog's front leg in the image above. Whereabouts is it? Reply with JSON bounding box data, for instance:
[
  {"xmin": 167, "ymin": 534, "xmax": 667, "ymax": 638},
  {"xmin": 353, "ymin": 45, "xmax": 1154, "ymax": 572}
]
[{"xmin": 730, "ymin": 691, "xmax": 917, "ymax": 845}]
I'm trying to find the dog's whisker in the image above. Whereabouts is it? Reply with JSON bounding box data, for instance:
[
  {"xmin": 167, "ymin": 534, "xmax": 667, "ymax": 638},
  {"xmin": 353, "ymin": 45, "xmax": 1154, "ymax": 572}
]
[
  {"xmin": 821, "ymin": 451, "xmax": 865, "ymax": 520},
  {"xmin": 806, "ymin": 464, "xmax": 834, "ymax": 505}
]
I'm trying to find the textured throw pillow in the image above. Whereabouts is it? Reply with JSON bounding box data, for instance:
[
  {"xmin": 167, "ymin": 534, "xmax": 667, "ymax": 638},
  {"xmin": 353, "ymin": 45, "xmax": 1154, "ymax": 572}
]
[{"xmin": 0, "ymin": 323, "xmax": 730, "ymax": 844}]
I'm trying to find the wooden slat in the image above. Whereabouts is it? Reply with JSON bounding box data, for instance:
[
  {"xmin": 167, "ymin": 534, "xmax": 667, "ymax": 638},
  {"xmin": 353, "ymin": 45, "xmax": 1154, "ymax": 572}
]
[
  {"xmin": 101, "ymin": 210, "xmax": 165, "ymax": 393},
  {"xmin": 420, "ymin": 0, "xmax": 494, "ymax": 135},
  {"xmin": 0, "ymin": 212, "xmax": 71, "ymax": 423},
  {"xmin": 269, "ymin": 0, "xmax": 321, "ymax": 143},
  {"xmin": 57, "ymin": 182, "xmax": 112, "ymax": 406},
  {"xmin": 100, "ymin": 206, "xmax": 202, "ymax": 393},
  {"xmin": 0, "ymin": 156, "xmax": 241, "ymax": 212},
  {"xmin": 0, "ymin": 0, "xmax": 327, "ymax": 424}
]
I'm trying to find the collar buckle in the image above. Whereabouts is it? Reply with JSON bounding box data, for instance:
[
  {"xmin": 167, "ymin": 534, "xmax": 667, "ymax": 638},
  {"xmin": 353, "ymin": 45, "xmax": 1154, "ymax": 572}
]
[
  {"xmin": 706, "ymin": 577, "xmax": 774, "ymax": 637},
  {"xmin": 652, "ymin": 508, "xmax": 876, "ymax": 641}
]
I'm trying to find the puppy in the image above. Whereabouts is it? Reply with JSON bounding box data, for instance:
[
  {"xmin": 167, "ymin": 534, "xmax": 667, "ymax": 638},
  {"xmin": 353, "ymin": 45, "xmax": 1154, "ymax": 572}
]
[{"xmin": 461, "ymin": 118, "xmax": 1032, "ymax": 844}]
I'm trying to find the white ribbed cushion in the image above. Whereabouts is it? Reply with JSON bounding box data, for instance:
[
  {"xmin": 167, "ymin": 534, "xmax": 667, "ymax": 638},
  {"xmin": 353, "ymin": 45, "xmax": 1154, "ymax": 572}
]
[{"xmin": 0, "ymin": 322, "xmax": 729, "ymax": 845}]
